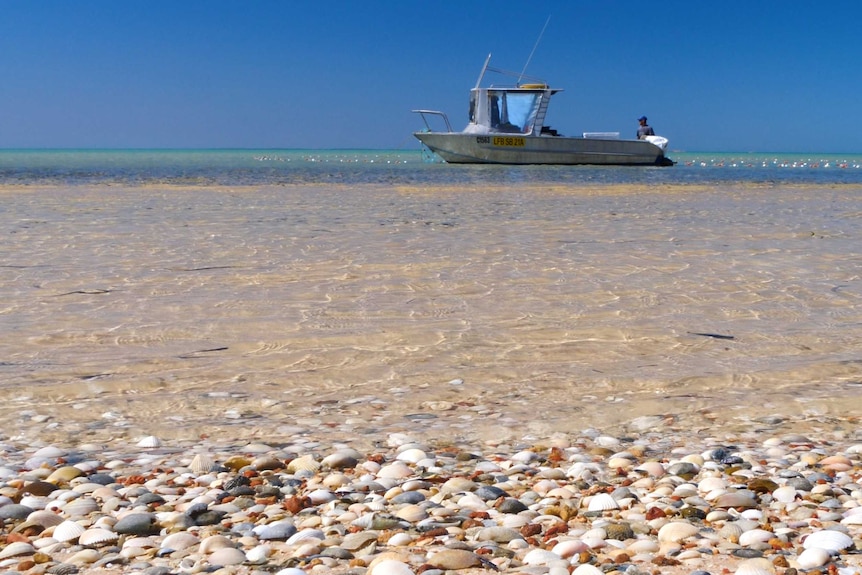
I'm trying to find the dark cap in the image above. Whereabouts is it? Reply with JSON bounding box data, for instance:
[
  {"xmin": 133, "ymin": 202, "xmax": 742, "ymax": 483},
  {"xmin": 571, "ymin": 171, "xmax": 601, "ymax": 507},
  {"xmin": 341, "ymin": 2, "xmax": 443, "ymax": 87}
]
[{"xmin": 638, "ymin": 116, "xmax": 648, "ymax": 122}]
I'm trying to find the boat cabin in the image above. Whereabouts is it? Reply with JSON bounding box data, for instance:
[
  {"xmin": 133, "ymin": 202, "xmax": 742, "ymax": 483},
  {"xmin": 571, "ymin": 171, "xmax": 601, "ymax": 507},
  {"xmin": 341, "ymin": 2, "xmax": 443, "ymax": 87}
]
[{"xmin": 465, "ymin": 84, "xmax": 559, "ymax": 136}]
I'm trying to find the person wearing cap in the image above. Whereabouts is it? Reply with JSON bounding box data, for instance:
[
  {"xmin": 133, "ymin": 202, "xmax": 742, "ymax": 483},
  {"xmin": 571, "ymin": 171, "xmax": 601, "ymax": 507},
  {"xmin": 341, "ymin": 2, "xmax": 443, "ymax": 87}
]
[{"xmin": 637, "ymin": 116, "xmax": 655, "ymax": 139}]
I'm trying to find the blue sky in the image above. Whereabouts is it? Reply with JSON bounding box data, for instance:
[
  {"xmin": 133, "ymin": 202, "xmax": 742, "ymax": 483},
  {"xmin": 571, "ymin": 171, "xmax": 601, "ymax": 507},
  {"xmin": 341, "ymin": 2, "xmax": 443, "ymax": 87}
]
[{"xmin": 1, "ymin": 1, "xmax": 860, "ymax": 152}]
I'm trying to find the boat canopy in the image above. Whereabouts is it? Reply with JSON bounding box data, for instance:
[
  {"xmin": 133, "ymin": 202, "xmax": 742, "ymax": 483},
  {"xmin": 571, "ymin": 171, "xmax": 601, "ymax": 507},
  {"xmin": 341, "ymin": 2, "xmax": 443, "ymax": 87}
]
[{"xmin": 463, "ymin": 86, "xmax": 558, "ymax": 136}]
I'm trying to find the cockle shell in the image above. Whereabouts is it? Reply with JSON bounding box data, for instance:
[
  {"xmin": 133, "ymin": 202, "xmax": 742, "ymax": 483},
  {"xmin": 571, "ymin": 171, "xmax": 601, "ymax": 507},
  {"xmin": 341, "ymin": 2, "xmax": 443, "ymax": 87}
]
[
  {"xmin": 160, "ymin": 532, "xmax": 200, "ymax": 551},
  {"xmin": 657, "ymin": 521, "xmax": 700, "ymax": 543},
  {"xmin": 136, "ymin": 436, "xmax": 162, "ymax": 448},
  {"xmin": 738, "ymin": 529, "xmax": 775, "ymax": 546},
  {"xmin": 377, "ymin": 462, "xmax": 414, "ymax": 479},
  {"xmin": 78, "ymin": 528, "xmax": 119, "ymax": 547},
  {"xmin": 523, "ymin": 549, "xmax": 561, "ymax": 566},
  {"xmin": 208, "ymin": 547, "xmax": 246, "ymax": 566},
  {"xmin": 189, "ymin": 454, "xmax": 215, "ymax": 474},
  {"xmin": 26, "ymin": 509, "xmax": 65, "ymax": 528},
  {"xmin": 387, "ymin": 533, "xmax": 413, "ymax": 547},
  {"xmin": 198, "ymin": 534, "xmax": 237, "ymax": 554},
  {"xmin": 627, "ymin": 539, "xmax": 660, "ymax": 554},
  {"xmin": 286, "ymin": 454, "xmax": 319, "ymax": 473},
  {"xmin": 245, "ymin": 544, "xmax": 272, "ymax": 564},
  {"xmin": 0, "ymin": 541, "xmax": 35, "ymax": 559},
  {"xmin": 772, "ymin": 485, "xmax": 797, "ymax": 503},
  {"xmin": 635, "ymin": 461, "xmax": 666, "ymax": 477},
  {"xmin": 587, "ymin": 492, "xmax": 619, "ymax": 511},
  {"xmin": 53, "ymin": 520, "xmax": 86, "ymax": 543},
  {"xmin": 734, "ymin": 558, "xmax": 775, "ymax": 575},
  {"xmin": 369, "ymin": 559, "xmax": 415, "ymax": 575},
  {"xmin": 797, "ymin": 547, "xmax": 832, "ymax": 569},
  {"xmin": 285, "ymin": 529, "xmax": 325, "ymax": 546},
  {"xmin": 802, "ymin": 530, "xmax": 853, "ymax": 552},
  {"xmin": 719, "ymin": 522, "xmax": 745, "ymax": 541},
  {"xmin": 551, "ymin": 539, "xmax": 590, "ymax": 558},
  {"xmin": 698, "ymin": 477, "xmax": 727, "ymax": 492},
  {"xmin": 573, "ymin": 564, "xmax": 605, "ymax": 575},
  {"xmin": 63, "ymin": 497, "xmax": 99, "ymax": 517},
  {"xmin": 396, "ymin": 448, "xmax": 428, "ymax": 464},
  {"xmin": 395, "ymin": 504, "xmax": 427, "ymax": 522}
]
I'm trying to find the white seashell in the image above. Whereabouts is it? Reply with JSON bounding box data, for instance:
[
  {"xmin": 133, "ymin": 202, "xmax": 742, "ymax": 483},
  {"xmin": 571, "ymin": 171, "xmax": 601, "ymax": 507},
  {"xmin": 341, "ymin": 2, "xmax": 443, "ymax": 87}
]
[
  {"xmin": 573, "ymin": 564, "xmax": 604, "ymax": 575},
  {"xmin": 19, "ymin": 495, "xmax": 48, "ymax": 510},
  {"xmin": 635, "ymin": 461, "xmax": 665, "ymax": 477},
  {"xmin": 772, "ymin": 485, "xmax": 797, "ymax": 503},
  {"xmin": 551, "ymin": 539, "xmax": 589, "ymax": 558},
  {"xmin": 387, "ymin": 533, "xmax": 413, "ymax": 546},
  {"xmin": 582, "ymin": 537, "xmax": 607, "ymax": 549},
  {"xmin": 26, "ymin": 509, "xmax": 65, "ymax": 528},
  {"xmin": 199, "ymin": 534, "xmax": 237, "ymax": 554},
  {"xmin": 136, "ymin": 435, "xmax": 161, "ymax": 448},
  {"xmin": 627, "ymin": 539, "xmax": 660, "ymax": 554},
  {"xmin": 523, "ymin": 549, "xmax": 561, "ymax": 565},
  {"xmin": 286, "ymin": 454, "xmax": 319, "ymax": 473},
  {"xmin": 161, "ymin": 531, "xmax": 200, "ymax": 551},
  {"xmin": 307, "ymin": 488, "xmax": 336, "ymax": 504},
  {"xmin": 285, "ymin": 529, "xmax": 325, "ymax": 545},
  {"xmin": 698, "ymin": 477, "xmax": 727, "ymax": 492},
  {"xmin": 369, "ymin": 559, "xmax": 415, "ymax": 575},
  {"xmin": 587, "ymin": 492, "xmax": 619, "ymax": 511},
  {"xmin": 738, "ymin": 529, "xmax": 775, "ymax": 546},
  {"xmin": 657, "ymin": 521, "xmax": 700, "ymax": 543},
  {"xmin": 734, "ymin": 558, "xmax": 775, "ymax": 575},
  {"xmin": 672, "ymin": 484, "xmax": 699, "ymax": 498},
  {"xmin": 78, "ymin": 528, "xmax": 119, "ymax": 547},
  {"xmin": 396, "ymin": 448, "xmax": 428, "ymax": 464},
  {"xmin": 245, "ymin": 544, "xmax": 273, "ymax": 564},
  {"xmin": 123, "ymin": 536, "xmax": 157, "ymax": 549},
  {"xmin": 395, "ymin": 504, "xmax": 428, "ymax": 523},
  {"xmin": 740, "ymin": 509, "xmax": 763, "ymax": 521},
  {"xmin": 581, "ymin": 527, "xmax": 607, "ymax": 540},
  {"xmin": 377, "ymin": 461, "xmax": 414, "ymax": 479},
  {"xmin": 63, "ymin": 497, "xmax": 100, "ymax": 517},
  {"xmin": 53, "ymin": 520, "xmax": 86, "ymax": 542},
  {"xmin": 208, "ymin": 547, "xmax": 247, "ymax": 566},
  {"xmin": 841, "ymin": 514, "xmax": 862, "ymax": 526},
  {"xmin": 803, "ymin": 530, "xmax": 853, "ymax": 552},
  {"xmin": 0, "ymin": 541, "xmax": 35, "ymax": 559},
  {"xmin": 706, "ymin": 510, "xmax": 732, "ymax": 522},
  {"xmin": 67, "ymin": 548, "xmax": 103, "ymax": 564},
  {"xmin": 607, "ymin": 457, "xmax": 634, "ymax": 469},
  {"xmin": 798, "ymin": 547, "xmax": 832, "ymax": 569},
  {"xmin": 720, "ymin": 522, "xmax": 745, "ymax": 540},
  {"xmin": 189, "ymin": 454, "xmax": 215, "ymax": 474},
  {"xmin": 33, "ymin": 445, "xmax": 66, "ymax": 458}
]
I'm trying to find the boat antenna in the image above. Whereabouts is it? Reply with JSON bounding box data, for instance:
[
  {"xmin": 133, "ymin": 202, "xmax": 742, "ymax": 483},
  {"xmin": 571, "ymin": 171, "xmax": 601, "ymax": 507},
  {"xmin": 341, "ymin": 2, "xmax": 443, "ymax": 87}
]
[
  {"xmin": 518, "ymin": 15, "xmax": 551, "ymax": 84},
  {"xmin": 475, "ymin": 53, "xmax": 492, "ymax": 89}
]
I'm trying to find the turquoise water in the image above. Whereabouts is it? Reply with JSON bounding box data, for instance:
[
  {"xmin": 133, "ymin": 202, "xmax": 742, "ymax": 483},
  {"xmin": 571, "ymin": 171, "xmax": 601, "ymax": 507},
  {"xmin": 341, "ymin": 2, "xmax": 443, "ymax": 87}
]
[{"xmin": 1, "ymin": 149, "xmax": 861, "ymax": 186}]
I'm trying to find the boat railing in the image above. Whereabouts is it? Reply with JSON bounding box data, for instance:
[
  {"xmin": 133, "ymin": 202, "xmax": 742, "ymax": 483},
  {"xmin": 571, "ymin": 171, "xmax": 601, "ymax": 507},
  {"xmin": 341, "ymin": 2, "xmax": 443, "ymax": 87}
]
[{"xmin": 412, "ymin": 110, "xmax": 453, "ymax": 133}]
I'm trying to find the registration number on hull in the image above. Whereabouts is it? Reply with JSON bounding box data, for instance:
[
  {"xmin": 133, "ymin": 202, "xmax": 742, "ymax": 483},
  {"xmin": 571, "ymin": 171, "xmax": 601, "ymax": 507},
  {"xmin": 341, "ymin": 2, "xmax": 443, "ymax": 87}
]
[{"xmin": 492, "ymin": 136, "xmax": 525, "ymax": 147}]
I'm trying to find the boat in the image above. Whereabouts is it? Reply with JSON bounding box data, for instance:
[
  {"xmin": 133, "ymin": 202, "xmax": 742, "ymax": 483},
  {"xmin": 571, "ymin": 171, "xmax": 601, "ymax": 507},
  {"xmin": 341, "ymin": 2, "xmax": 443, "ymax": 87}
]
[{"xmin": 413, "ymin": 55, "xmax": 673, "ymax": 166}]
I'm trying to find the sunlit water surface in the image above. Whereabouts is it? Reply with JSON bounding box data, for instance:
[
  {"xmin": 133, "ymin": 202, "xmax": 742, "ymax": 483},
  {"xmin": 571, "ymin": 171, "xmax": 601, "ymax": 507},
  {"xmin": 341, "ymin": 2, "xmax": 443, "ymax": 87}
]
[{"xmin": 2, "ymin": 149, "xmax": 862, "ymax": 445}]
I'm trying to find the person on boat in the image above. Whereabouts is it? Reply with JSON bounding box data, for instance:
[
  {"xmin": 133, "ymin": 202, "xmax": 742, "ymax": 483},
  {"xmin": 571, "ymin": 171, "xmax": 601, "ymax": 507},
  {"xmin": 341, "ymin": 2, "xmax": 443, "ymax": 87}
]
[{"xmin": 637, "ymin": 116, "xmax": 655, "ymax": 139}]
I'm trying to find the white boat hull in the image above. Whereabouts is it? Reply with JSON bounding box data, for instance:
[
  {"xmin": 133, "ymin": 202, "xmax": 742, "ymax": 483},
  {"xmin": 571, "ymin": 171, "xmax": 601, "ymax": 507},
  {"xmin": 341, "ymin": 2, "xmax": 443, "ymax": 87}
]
[{"xmin": 415, "ymin": 132, "xmax": 672, "ymax": 166}]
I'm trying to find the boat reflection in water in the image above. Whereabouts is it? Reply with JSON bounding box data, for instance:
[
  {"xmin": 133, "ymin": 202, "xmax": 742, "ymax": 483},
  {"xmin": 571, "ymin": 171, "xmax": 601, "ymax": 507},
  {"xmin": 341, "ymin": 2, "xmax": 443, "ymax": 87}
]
[{"xmin": 413, "ymin": 55, "xmax": 673, "ymax": 166}]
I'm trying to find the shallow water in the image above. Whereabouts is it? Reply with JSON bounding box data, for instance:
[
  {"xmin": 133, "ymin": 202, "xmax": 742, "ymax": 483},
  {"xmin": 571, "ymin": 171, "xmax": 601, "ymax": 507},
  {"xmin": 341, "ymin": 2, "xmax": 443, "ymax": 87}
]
[{"xmin": 2, "ymin": 150, "xmax": 862, "ymax": 446}]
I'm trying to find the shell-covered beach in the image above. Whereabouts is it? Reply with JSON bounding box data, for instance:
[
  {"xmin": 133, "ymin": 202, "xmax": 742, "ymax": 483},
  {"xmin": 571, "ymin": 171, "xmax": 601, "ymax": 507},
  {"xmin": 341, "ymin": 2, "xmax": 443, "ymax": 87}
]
[{"xmin": 3, "ymin": 172, "xmax": 862, "ymax": 574}]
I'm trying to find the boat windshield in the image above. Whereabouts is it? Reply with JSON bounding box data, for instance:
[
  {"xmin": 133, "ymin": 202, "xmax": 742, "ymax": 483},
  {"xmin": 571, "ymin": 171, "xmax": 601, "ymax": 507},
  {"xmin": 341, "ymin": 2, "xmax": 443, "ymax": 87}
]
[{"xmin": 489, "ymin": 90, "xmax": 541, "ymax": 134}]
